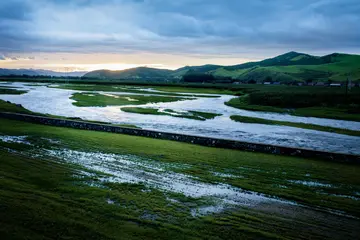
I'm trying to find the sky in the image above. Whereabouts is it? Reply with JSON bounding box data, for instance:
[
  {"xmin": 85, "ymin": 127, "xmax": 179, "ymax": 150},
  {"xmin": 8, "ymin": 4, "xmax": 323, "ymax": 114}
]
[{"xmin": 1, "ymin": 0, "xmax": 360, "ymax": 72}]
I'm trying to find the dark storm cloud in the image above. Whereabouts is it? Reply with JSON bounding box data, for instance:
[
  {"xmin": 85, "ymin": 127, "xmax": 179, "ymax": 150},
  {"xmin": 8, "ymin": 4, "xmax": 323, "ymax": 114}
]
[{"xmin": 1, "ymin": 0, "xmax": 360, "ymax": 56}]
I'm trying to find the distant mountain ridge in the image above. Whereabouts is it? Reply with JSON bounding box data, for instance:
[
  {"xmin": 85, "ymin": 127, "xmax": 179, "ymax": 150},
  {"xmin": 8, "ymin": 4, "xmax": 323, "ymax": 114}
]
[
  {"xmin": 83, "ymin": 52, "xmax": 360, "ymax": 83},
  {"xmin": 2, "ymin": 51, "xmax": 360, "ymax": 83},
  {"xmin": 0, "ymin": 68, "xmax": 87, "ymax": 77}
]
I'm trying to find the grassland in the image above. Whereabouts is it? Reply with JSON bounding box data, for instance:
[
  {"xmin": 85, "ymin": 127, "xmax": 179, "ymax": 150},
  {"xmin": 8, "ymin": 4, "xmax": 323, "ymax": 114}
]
[
  {"xmin": 0, "ymin": 117, "xmax": 360, "ymax": 239},
  {"xmin": 121, "ymin": 107, "xmax": 221, "ymax": 121},
  {"xmin": 230, "ymin": 115, "xmax": 360, "ymax": 136},
  {"xmin": 70, "ymin": 92, "xmax": 191, "ymax": 107}
]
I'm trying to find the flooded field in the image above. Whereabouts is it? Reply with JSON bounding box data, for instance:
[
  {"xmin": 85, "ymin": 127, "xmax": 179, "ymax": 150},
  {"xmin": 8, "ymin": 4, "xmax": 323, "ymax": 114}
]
[
  {"xmin": 1, "ymin": 133, "xmax": 358, "ymax": 218},
  {"xmin": 0, "ymin": 82, "xmax": 360, "ymax": 154}
]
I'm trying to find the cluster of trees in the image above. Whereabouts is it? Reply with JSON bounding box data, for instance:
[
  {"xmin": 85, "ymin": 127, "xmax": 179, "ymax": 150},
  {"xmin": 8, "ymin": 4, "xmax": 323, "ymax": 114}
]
[{"xmin": 182, "ymin": 72, "xmax": 233, "ymax": 83}]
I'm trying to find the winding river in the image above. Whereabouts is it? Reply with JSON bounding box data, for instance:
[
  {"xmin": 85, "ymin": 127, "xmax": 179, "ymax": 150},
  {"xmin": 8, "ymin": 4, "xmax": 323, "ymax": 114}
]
[{"xmin": 0, "ymin": 82, "xmax": 359, "ymax": 155}]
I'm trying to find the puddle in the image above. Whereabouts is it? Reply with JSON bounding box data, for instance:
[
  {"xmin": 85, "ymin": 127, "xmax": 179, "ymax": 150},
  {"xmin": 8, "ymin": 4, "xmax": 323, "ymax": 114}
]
[
  {"xmin": 212, "ymin": 172, "xmax": 242, "ymax": 178},
  {"xmin": 288, "ymin": 180, "xmax": 333, "ymax": 188},
  {"xmin": 42, "ymin": 148, "xmax": 293, "ymax": 212},
  {"xmin": 331, "ymin": 194, "xmax": 360, "ymax": 201},
  {"xmin": 0, "ymin": 135, "xmax": 32, "ymax": 145},
  {"xmin": 102, "ymin": 93, "xmax": 120, "ymax": 99},
  {"xmin": 191, "ymin": 205, "xmax": 226, "ymax": 217}
]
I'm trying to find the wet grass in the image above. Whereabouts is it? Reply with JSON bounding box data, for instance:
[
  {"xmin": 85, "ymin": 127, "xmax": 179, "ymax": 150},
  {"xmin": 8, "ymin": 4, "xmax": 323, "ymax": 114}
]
[
  {"xmin": 71, "ymin": 92, "xmax": 191, "ymax": 107},
  {"xmin": 230, "ymin": 115, "xmax": 360, "ymax": 137},
  {"xmin": 121, "ymin": 107, "xmax": 221, "ymax": 121},
  {"xmin": 0, "ymin": 118, "xmax": 359, "ymax": 217},
  {"xmin": 226, "ymin": 88, "xmax": 360, "ymax": 122},
  {"xmin": 1, "ymin": 147, "xmax": 324, "ymax": 240},
  {"xmin": 1, "ymin": 118, "xmax": 360, "ymax": 239}
]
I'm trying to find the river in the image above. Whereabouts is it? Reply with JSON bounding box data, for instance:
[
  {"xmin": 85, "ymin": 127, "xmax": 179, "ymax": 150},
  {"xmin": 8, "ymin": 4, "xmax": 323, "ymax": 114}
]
[{"xmin": 0, "ymin": 82, "xmax": 359, "ymax": 155}]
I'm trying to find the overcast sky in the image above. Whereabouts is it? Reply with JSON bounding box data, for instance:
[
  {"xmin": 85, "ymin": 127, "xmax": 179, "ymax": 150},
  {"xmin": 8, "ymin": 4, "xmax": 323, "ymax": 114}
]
[{"xmin": 1, "ymin": 0, "xmax": 360, "ymax": 71}]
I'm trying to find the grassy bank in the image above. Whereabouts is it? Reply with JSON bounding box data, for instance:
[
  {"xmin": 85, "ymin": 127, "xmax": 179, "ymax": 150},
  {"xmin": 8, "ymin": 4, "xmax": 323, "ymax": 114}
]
[
  {"xmin": 121, "ymin": 107, "xmax": 221, "ymax": 121},
  {"xmin": 230, "ymin": 115, "xmax": 360, "ymax": 137},
  {"xmin": 71, "ymin": 92, "xmax": 191, "ymax": 107},
  {"xmin": 0, "ymin": 88, "xmax": 27, "ymax": 95}
]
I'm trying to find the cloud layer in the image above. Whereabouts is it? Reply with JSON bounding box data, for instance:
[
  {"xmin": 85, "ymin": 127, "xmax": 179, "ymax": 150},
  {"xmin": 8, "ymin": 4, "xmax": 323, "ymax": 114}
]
[{"xmin": 1, "ymin": 0, "xmax": 360, "ymax": 65}]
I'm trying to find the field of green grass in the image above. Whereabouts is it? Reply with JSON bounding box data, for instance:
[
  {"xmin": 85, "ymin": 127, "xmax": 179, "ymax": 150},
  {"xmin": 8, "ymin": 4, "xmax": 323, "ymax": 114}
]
[
  {"xmin": 0, "ymin": 117, "xmax": 360, "ymax": 239},
  {"xmin": 71, "ymin": 92, "xmax": 191, "ymax": 107},
  {"xmin": 121, "ymin": 107, "xmax": 221, "ymax": 121},
  {"xmin": 230, "ymin": 115, "xmax": 360, "ymax": 137}
]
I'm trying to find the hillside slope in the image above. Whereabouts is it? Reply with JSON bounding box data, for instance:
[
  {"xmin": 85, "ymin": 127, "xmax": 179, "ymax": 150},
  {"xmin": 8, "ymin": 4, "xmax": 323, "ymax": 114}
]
[
  {"xmin": 212, "ymin": 52, "xmax": 360, "ymax": 83},
  {"xmin": 82, "ymin": 52, "xmax": 360, "ymax": 83}
]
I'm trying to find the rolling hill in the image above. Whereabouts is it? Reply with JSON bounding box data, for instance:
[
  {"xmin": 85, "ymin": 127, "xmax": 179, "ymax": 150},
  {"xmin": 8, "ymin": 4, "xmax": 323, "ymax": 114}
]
[
  {"xmin": 211, "ymin": 52, "xmax": 360, "ymax": 83},
  {"xmin": 84, "ymin": 67, "xmax": 172, "ymax": 80},
  {"xmin": 83, "ymin": 52, "xmax": 360, "ymax": 83}
]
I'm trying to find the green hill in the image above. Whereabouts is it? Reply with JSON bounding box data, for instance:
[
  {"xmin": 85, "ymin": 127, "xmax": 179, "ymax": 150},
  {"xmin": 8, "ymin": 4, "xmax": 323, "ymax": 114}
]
[
  {"xmin": 212, "ymin": 52, "xmax": 360, "ymax": 83},
  {"xmin": 84, "ymin": 67, "xmax": 172, "ymax": 80},
  {"xmin": 83, "ymin": 52, "xmax": 360, "ymax": 83}
]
